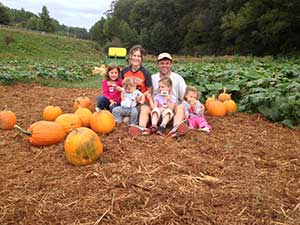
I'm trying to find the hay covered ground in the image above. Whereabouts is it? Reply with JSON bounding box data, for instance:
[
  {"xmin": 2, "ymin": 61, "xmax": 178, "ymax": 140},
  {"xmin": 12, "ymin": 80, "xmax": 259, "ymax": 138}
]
[{"xmin": 0, "ymin": 84, "xmax": 299, "ymax": 225}]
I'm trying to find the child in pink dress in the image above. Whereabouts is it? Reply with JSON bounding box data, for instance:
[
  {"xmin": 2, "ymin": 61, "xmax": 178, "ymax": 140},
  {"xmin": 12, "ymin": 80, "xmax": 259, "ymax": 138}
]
[
  {"xmin": 96, "ymin": 63, "xmax": 123, "ymax": 112},
  {"xmin": 183, "ymin": 86, "xmax": 211, "ymax": 132}
]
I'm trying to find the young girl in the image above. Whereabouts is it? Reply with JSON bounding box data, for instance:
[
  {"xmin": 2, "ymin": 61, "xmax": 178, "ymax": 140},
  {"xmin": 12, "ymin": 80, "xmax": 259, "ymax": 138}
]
[
  {"xmin": 112, "ymin": 77, "xmax": 145, "ymax": 125},
  {"xmin": 96, "ymin": 63, "xmax": 123, "ymax": 112},
  {"xmin": 183, "ymin": 86, "xmax": 211, "ymax": 132},
  {"xmin": 148, "ymin": 77, "xmax": 176, "ymax": 135}
]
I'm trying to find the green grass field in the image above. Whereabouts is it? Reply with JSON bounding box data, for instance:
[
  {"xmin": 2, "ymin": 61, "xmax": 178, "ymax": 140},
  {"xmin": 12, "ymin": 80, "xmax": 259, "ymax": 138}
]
[{"xmin": 0, "ymin": 27, "xmax": 104, "ymax": 87}]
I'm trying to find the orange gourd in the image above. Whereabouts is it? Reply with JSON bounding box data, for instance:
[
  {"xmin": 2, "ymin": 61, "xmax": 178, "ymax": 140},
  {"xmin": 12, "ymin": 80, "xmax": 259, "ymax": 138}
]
[
  {"xmin": 224, "ymin": 99, "xmax": 237, "ymax": 114},
  {"xmin": 73, "ymin": 97, "xmax": 92, "ymax": 112},
  {"xmin": 14, "ymin": 121, "xmax": 66, "ymax": 146},
  {"xmin": 218, "ymin": 88, "xmax": 231, "ymax": 102},
  {"xmin": 75, "ymin": 108, "xmax": 92, "ymax": 127},
  {"xmin": 43, "ymin": 105, "xmax": 62, "ymax": 121},
  {"xmin": 55, "ymin": 113, "xmax": 82, "ymax": 133},
  {"xmin": 0, "ymin": 110, "xmax": 16, "ymax": 130},
  {"xmin": 207, "ymin": 100, "xmax": 227, "ymax": 117},
  {"xmin": 205, "ymin": 95, "xmax": 216, "ymax": 110},
  {"xmin": 90, "ymin": 110, "xmax": 115, "ymax": 134},
  {"xmin": 64, "ymin": 127, "xmax": 103, "ymax": 166}
]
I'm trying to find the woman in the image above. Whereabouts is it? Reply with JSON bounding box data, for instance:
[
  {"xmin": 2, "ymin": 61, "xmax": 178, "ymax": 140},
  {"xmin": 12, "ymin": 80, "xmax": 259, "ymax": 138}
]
[{"xmin": 121, "ymin": 45, "xmax": 152, "ymax": 98}]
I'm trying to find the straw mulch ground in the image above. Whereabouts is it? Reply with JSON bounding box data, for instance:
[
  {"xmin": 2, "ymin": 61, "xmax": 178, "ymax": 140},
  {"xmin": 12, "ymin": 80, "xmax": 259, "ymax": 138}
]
[{"xmin": 0, "ymin": 84, "xmax": 299, "ymax": 225}]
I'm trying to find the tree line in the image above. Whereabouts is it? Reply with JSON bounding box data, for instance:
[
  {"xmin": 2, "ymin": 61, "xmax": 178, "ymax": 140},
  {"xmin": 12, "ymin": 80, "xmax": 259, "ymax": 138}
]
[
  {"xmin": 0, "ymin": 3, "xmax": 89, "ymax": 39},
  {"xmin": 89, "ymin": 0, "xmax": 300, "ymax": 56},
  {"xmin": 1, "ymin": 1, "xmax": 299, "ymax": 56}
]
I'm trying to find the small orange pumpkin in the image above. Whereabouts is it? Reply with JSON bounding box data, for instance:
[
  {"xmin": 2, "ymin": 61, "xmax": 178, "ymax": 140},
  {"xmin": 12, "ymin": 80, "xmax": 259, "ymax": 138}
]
[
  {"xmin": 14, "ymin": 121, "xmax": 66, "ymax": 146},
  {"xmin": 207, "ymin": 100, "xmax": 227, "ymax": 117},
  {"xmin": 64, "ymin": 127, "xmax": 103, "ymax": 166},
  {"xmin": 55, "ymin": 113, "xmax": 82, "ymax": 133},
  {"xmin": 90, "ymin": 110, "xmax": 115, "ymax": 134},
  {"xmin": 224, "ymin": 99, "xmax": 237, "ymax": 114},
  {"xmin": 74, "ymin": 108, "xmax": 92, "ymax": 127},
  {"xmin": 218, "ymin": 87, "xmax": 231, "ymax": 102},
  {"xmin": 205, "ymin": 95, "xmax": 216, "ymax": 110},
  {"xmin": 73, "ymin": 97, "xmax": 92, "ymax": 112},
  {"xmin": 43, "ymin": 105, "xmax": 62, "ymax": 121},
  {"xmin": 0, "ymin": 110, "xmax": 17, "ymax": 130}
]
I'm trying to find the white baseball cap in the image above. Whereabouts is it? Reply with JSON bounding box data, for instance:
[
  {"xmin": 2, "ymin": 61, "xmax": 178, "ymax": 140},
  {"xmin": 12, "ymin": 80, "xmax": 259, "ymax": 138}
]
[{"xmin": 157, "ymin": 52, "xmax": 172, "ymax": 61}]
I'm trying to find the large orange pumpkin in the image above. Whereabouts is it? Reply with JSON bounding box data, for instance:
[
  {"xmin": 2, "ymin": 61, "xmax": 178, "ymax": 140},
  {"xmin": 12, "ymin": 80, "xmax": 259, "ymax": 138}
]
[
  {"xmin": 90, "ymin": 110, "xmax": 115, "ymax": 134},
  {"xmin": 43, "ymin": 105, "xmax": 62, "ymax": 121},
  {"xmin": 73, "ymin": 97, "xmax": 92, "ymax": 112},
  {"xmin": 224, "ymin": 99, "xmax": 237, "ymax": 114},
  {"xmin": 74, "ymin": 108, "xmax": 92, "ymax": 127},
  {"xmin": 55, "ymin": 113, "xmax": 82, "ymax": 133},
  {"xmin": 218, "ymin": 88, "xmax": 231, "ymax": 102},
  {"xmin": 0, "ymin": 110, "xmax": 17, "ymax": 130},
  {"xmin": 14, "ymin": 121, "xmax": 66, "ymax": 146},
  {"xmin": 64, "ymin": 127, "xmax": 103, "ymax": 166},
  {"xmin": 207, "ymin": 100, "xmax": 227, "ymax": 117}
]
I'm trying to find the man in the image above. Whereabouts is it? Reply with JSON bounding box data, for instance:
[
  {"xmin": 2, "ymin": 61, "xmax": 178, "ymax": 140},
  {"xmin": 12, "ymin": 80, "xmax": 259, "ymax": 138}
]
[{"xmin": 129, "ymin": 52, "xmax": 188, "ymax": 137}]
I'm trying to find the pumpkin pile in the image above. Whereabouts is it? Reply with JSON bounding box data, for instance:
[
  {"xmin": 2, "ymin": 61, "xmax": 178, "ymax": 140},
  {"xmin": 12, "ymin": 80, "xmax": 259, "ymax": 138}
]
[
  {"xmin": 6, "ymin": 96, "xmax": 115, "ymax": 166},
  {"xmin": 206, "ymin": 88, "xmax": 237, "ymax": 117}
]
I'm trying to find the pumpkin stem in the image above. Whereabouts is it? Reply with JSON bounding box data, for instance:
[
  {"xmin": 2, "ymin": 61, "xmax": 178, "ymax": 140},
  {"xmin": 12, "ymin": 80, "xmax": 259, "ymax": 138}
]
[
  {"xmin": 223, "ymin": 87, "xmax": 227, "ymax": 93},
  {"xmin": 14, "ymin": 125, "xmax": 32, "ymax": 136}
]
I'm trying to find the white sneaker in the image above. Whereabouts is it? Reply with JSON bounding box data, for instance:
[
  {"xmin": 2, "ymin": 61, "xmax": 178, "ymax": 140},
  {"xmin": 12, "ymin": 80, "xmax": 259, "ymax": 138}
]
[
  {"xmin": 123, "ymin": 116, "xmax": 130, "ymax": 124},
  {"xmin": 199, "ymin": 127, "xmax": 210, "ymax": 133},
  {"xmin": 95, "ymin": 107, "xmax": 100, "ymax": 112}
]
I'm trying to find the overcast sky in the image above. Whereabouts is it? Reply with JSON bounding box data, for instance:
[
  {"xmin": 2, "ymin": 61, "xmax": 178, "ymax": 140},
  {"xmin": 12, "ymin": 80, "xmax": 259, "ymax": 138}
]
[{"xmin": 2, "ymin": 0, "xmax": 114, "ymax": 30}]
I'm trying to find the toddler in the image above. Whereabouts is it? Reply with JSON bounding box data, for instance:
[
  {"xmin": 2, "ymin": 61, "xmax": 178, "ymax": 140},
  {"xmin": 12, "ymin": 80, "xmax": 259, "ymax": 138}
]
[{"xmin": 183, "ymin": 86, "xmax": 211, "ymax": 132}]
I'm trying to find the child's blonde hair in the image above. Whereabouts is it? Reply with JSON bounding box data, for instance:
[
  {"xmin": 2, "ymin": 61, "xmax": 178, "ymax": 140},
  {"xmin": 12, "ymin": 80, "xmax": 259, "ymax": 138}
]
[
  {"xmin": 105, "ymin": 63, "xmax": 120, "ymax": 81},
  {"xmin": 159, "ymin": 77, "xmax": 173, "ymax": 88},
  {"xmin": 184, "ymin": 86, "xmax": 201, "ymax": 101},
  {"xmin": 122, "ymin": 77, "xmax": 136, "ymax": 89}
]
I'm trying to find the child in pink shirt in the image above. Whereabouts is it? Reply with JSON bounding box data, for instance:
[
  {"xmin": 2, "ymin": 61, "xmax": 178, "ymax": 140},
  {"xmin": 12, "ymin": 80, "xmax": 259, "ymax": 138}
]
[
  {"xmin": 183, "ymin": 86, "xmax": 211, "ymax": 132},
  {"xmin": 96, "ymin": 63, "xmax": 123, "ymax": 112}
]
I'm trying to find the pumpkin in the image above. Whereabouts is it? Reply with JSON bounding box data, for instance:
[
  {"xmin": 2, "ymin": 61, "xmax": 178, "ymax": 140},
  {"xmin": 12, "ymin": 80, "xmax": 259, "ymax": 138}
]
[
  {"xmin": 224, "ymin": 99, "xmax": 237, "ymax": 114},
  {"xmin": 207, "ymin": 100, "xmax": 227, "ymax": 117},
  {"xmin": 73, "ymin": 97, "xmax": 92, "ymax": 112},
  {"xmin": 14, "ymin": 121, "xmax": 66, "ymax": 146},
  {"xmin": 205, "ymin": 95, "xmax": 216, "ymax": 109},
  {"xmin": 74, "ymin": 108, "xmax": 92, "ymax": 127},
  {"xmin": 90, "ymin": 110, "xmax": 115, "ymax": 134},
  {"xmin": 42, "ymin": 105, "xmax": 62, "ymax": 121},
  {"xmin": 64, "ymin": 127, "xmax": 103, "ymax": 166},
  {"xmin": 0, "ymin": 110, "xmax": 17, "ymax": 130},
  {"xmin": 218, "ymin": 87, "xmax": 231, "ymax": 102},
  {"xmin": 55, "ymin": 113, "xmax": 82, "ymax": 133}
]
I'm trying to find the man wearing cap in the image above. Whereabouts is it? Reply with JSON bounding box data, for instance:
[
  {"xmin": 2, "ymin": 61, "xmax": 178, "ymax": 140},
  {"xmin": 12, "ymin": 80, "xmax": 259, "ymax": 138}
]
[{"xmin": 129, "ymin": 52, "xmax": 188, "ymax": 137}]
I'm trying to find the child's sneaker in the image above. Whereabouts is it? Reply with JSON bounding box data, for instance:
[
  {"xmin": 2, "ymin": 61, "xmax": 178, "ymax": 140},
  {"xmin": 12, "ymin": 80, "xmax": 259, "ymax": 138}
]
[
  {"xmin": 123, "ymin": 116, "xmax": 130, "ymax": 124},
  {"xmin": 199, "ymin": 127, "xmax": 210, "ymax": 133},
  {"xmin": 156, "ymin": 126, "xmax": 166, "ymax": 135},
  {"xmin": 95, "ymin": 107, "xmax": 100, "ymax": 112},
  {"xmin": 128, "ymin": 125, "xmax": 151, "ymax": 136},
  {"xmin": 167, "ymin": 121, "xmax": 189, "ymax": 138},
  {"xmin": 149, "ymin": 126, "xmax": 157, "ymax": 134}
]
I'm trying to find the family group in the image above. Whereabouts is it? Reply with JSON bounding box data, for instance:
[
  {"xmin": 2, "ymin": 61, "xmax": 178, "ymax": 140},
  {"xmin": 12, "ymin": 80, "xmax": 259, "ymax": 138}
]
[{"xmin": 95, "ymin": 45, "xmax": 210, "ymax": 137}]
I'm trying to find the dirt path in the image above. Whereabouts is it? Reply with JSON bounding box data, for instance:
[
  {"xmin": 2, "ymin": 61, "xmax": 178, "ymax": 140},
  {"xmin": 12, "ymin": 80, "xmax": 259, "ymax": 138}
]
[{"xmin": 0, "ymin": 84, "xmax": 299, "ymax": 224}]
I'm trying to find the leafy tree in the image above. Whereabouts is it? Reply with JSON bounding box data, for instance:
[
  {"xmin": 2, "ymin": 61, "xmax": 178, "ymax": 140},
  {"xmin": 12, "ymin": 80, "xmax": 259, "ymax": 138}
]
[
  {"xmin": 25, "ymin": 16, "xmax": 41, "ymax": 30},
  {"xmin": 39, "ymin": 6, "xmax": 55, "ymax": 32},
  {"xmin": 0, "ymin": 3, "xmax": 10, "ymax": 25}
]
